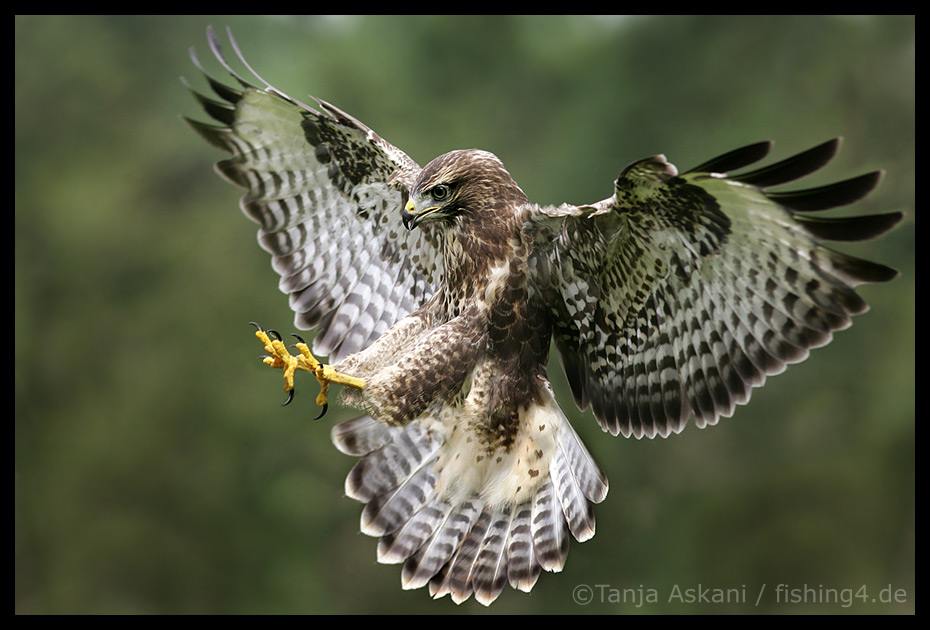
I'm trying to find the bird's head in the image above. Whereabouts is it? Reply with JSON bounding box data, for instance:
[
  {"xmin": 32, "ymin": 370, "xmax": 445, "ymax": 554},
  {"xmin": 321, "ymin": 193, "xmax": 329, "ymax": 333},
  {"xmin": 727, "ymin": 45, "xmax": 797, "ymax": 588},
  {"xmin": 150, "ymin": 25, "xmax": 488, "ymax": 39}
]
[{"xmin": 402, "ymin": 149, "xmax": 527, "ymax": 230}]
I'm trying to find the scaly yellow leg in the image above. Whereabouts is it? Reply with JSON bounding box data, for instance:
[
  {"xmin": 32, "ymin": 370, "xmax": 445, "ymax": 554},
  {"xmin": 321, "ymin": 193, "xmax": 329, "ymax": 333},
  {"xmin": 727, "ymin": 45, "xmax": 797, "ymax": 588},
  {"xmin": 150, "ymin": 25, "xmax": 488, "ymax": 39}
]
[{"xmin": 252, "ymin": 323, "xmax": 365, "ymax": 418}]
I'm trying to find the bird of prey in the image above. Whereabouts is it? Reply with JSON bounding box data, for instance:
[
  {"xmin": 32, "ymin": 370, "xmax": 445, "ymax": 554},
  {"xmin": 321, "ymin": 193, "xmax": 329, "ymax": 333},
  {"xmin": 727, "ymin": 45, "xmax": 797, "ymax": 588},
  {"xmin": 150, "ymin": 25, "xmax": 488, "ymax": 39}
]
[{"xmin": 184, "ymin": 27, "xmax": 901, "ymax": 606}]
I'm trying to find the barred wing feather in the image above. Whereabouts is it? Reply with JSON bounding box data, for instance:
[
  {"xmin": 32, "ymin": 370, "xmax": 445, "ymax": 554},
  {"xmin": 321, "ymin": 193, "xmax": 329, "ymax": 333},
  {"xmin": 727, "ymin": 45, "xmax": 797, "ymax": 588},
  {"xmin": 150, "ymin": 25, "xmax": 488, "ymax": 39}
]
[
  {"xmin": 184, "ymin": 27, "xmax": 441, "ymax": 361},
  {"xmin": 533, "ymin": 140, "xmax": 900, "ymax": 439}
]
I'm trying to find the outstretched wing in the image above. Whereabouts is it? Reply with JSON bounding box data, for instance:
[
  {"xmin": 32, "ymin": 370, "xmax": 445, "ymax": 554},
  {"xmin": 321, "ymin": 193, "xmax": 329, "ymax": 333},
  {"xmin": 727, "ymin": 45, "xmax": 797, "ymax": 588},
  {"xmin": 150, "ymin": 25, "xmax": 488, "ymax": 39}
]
[
  {"xmin": 184, "ymin": 27, "xmax": 442, "ymax": 361},
  {"xmin": 531, "ymin": 139, "xmax": 901, "ymax": 439}
]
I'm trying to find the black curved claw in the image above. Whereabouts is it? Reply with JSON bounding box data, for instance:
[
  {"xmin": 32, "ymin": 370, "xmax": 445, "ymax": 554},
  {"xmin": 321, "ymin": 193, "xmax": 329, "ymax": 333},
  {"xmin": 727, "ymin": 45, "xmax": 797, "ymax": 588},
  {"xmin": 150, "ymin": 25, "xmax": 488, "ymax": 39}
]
[
  {"xmin": 249, "ymin": 321, "xmax": 263, "ymax": 331},
  {"xmin": 282, "ymin": 389, "xmax": 294, "ymax": 407},
  {"xmin": 314, "ymin": 403, "xmax": 329, "ymax": 421},
  {"xmin": 291, "ymin": 334, "xmax": 306, "ymax": 344},
  {"xmin": 267, "ymin": 329, "xmax": 282, "ymax": 341}
]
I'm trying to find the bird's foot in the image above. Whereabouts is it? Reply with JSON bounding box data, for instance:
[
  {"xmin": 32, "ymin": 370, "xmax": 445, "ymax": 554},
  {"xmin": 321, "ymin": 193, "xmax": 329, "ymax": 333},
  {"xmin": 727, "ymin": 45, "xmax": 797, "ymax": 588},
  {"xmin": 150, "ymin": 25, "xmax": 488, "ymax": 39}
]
[{"xmin": 251, "ymin": 322, "xmax": 365, "ymax": 419}]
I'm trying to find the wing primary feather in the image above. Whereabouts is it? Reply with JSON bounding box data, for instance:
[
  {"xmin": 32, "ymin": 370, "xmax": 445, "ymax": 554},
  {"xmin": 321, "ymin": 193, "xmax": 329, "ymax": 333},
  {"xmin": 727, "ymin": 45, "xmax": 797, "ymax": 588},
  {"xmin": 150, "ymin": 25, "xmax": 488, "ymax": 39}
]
[
  {"xmin": 685, "ymin": 140, "xmax": 772, "ymax": 174},
  {"xmin": 224, "ymin": 27, "xmax": 320, "ymax": 114},
  {"xmin": 794, "ymin": 212, "xmax": 903, "ymax": 241},
  {"xmin": 825, "ymin": 248, "xmax": 900, "ymax": 285},
  {"xmin": 224, "ymin": 26, "xmax": 274, "ymax": 89},
  {"xmin": 187, "ymin": 46, "xmax": 242, "ymax": 103},
  {"xmin": 214, "ymin": 159, "xmax": 250, "ymax": 188},
  {"xmin": 205, "ymin": 24, "xmax": 258, "ymax": 89},
  {"xmin": 731, "ymin": 138, "xmax": 841, "ymax": 187},
  {"xmin": 181, "ymin": 77, "xmax": 237, "ymax": 125},
  {"xmin": 183, "ymin": 117, "xmax": 232, "ymax": 152},
  {"xmin": 766, "ymin": 171, "xmax": 884, "ymax": 212}
]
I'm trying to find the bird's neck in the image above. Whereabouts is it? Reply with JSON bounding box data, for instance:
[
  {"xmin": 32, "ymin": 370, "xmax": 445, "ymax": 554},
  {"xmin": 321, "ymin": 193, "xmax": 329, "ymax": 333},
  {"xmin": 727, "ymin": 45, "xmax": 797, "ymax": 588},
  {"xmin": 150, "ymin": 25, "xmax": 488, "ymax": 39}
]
[{"xmin": 437, "ymin": 209, "xmax": 526, "ymax": 320}]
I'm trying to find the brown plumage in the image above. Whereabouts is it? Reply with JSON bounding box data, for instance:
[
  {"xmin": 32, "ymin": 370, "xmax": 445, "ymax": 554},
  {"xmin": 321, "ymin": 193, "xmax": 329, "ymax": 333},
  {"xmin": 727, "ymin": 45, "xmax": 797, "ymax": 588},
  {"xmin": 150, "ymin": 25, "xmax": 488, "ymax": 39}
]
[
  {"xmin": 338, "ymin": 149, "xmax": 554, "ymax": 469},
  {"xmin": 186, "ymin": 28, "xmax": 900, "ymax": 606}
]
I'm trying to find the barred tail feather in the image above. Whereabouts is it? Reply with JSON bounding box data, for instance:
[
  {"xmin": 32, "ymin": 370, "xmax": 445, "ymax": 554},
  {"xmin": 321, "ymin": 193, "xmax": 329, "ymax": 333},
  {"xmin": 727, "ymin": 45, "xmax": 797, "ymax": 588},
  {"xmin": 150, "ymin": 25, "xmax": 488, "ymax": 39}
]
[
  {"xmin": 377, "ymin": 499, "xmax": 451, "ymax": 565},
  {"xmin": 331, "ymin": 386, "xmax": 607, "ymax": 606},
  {"xmin": 360, "ymin": 462, "xmax": 438, "ymax": 536},
  {"xmin": 507, "ymin": 503, "xmax": 541, "ymax": 592},
  {"xmin": 343, "ymin": 421, "xmax": 442, "ymax": 502},
  {"xmin": 431, "ymin": 507, "xmax": 492, "ymax": 603},
  {"xmin": 549, "ymin": 447, "xmax": 596, "ymax": 542},
  {"xmin": 402, "ymin": 499, "xmax": 483, "ymax": 590},
  {"xmin": 530, "ymin": 480, "xmax": 570, "ymax": 572},
  {"xmin": 330, "ymin": 415, "xmax": 395, "ymax": 456},
  {"xmin": 471, "ymin": 506, "xmax": 516, "ymax": 606}
]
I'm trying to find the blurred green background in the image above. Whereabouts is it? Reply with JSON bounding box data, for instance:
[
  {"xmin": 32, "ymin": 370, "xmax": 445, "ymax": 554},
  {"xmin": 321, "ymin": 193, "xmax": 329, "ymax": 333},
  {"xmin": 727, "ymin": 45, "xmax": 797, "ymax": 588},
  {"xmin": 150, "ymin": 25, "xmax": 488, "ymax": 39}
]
[{"xmin": 15, "ymin": 15, "xmax": 914, "ymax": 613}]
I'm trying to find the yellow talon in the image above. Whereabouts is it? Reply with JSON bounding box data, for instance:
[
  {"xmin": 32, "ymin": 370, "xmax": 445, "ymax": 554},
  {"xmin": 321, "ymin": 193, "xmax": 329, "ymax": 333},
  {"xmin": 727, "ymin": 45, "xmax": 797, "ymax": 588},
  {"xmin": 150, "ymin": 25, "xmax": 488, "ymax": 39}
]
[
  {"xmin": 315, "ymin": 381, "xmax": 329, "ymax": 407},
  {"xmin": 282, "ymin": 355, "xmax": 298, "ymax": 392},
  {"xmin": 252, "ymin": 325, "xmax": 365, "ymax": 415}
]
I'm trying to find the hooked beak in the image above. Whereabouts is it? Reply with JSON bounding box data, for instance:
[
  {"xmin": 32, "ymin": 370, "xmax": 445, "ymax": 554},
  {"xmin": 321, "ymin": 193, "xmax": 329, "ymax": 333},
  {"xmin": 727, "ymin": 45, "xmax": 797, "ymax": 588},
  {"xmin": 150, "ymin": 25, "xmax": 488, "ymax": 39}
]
[
  {"xmin": 401, "ymin": 198, "xmax": 441, "ymax": 231},
  {"xmin": 401, "ymin": 199, "xmax": 417, "ymax": 230}
]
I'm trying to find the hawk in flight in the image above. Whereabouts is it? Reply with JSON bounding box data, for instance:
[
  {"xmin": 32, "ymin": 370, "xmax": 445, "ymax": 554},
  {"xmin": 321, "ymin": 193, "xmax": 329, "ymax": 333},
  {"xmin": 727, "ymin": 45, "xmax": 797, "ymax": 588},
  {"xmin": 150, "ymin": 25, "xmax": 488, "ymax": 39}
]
[{"xmin": 185, "ymin": 27, "xmax": 900, "ymax": 606}]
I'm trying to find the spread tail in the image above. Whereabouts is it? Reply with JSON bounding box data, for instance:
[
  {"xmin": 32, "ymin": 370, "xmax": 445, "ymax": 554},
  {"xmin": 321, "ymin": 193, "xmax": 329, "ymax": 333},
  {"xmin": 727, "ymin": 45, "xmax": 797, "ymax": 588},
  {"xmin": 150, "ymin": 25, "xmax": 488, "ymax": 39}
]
[{"xmin": 331, "ymin": 389, "xmax": 607, "ymax": 606}]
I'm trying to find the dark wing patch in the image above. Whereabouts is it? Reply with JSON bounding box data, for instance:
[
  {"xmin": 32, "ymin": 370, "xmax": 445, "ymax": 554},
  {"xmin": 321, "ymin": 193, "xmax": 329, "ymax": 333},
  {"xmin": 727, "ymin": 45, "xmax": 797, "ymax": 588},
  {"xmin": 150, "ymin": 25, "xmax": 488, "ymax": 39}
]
[
  {"xmin": 531, "ymin": 141, "xmax": 899, "ymax": 439},
  {"xmin": 729, "ymin": 137, "xmax": 841, "ymax": 187},
  {"xmin": 684, "ymin": 140, "xmax": 773, "ymax": 175}
]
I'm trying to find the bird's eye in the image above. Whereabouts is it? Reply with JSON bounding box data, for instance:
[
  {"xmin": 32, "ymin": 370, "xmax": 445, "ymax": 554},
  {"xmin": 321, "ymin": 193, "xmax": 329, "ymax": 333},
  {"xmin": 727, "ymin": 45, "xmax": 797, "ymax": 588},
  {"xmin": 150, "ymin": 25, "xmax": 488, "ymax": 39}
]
[{"xmin": 431, "ymin": 184, "xmax": 451, "ymax": 202}]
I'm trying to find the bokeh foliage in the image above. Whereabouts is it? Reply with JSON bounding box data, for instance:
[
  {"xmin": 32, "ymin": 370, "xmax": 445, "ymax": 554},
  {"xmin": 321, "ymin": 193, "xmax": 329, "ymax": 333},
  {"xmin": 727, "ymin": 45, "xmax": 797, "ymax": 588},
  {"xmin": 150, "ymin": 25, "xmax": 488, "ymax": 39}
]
[{"xmin": 15, "ymin": 15, "xmax": 914, "ymax": 613}]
